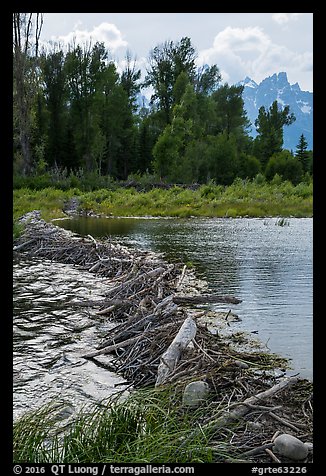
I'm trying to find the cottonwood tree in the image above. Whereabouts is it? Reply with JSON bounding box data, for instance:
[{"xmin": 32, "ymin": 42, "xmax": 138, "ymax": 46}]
[
  {"xmin": 13, "ymin": 12, "xmax": 44, "ymax": 174},
  {"xmin": 120, "ymin": 50, "xmax": 141, "ymax": 111},
  {"xmin": 211, "ymin": 84, "xmax": 250, "ymax": 139},
  {"xmin": 144, "ymin": 37, "xmax": 197, "ymax": 126},
  {"xmin": 254, "ymin": 100, "xmax": 296, "ymax": 169}
]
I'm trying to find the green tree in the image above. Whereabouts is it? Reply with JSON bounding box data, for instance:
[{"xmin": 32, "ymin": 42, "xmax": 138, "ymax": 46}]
[
  {"xmin": 120, "ymin": 51, "xmax": 141, "ymax": 111},
  {"xmin": 194, "ymin": 64, "xmax": 221, "ymax": 96},
  {"xmin": 144, "ymin": 37, "xmax": 197, "ymax": 125},
  {"xmin": 13, "ymin": 13, "xmax": 44, "ymax": 174},
  {"xmin": 211, "ymin": 84, "xmax": 249, "ymax": 139},
  {"xmin": 295, "ymin": 133, "xmax": 310, "ymax": 173},
  {"xmin": 64, "ymin": 42, "xmax": 108, "ymax": 171},
  {"xmin": 152, "ymin": 84, "xmax": 198, "ymax": 181},
  {"xmin": 265, "ymin": 150, "xmax": 303, "ymax": 184},
  {"xmin": 237, "ymin": 153, "xmax": 261, "ymax": 180},
  {"xmin": 254, "ymin": 100, "xmax": 296, "ymax": 169},
  {"xmin": 152, "ymin": 124, "xmax": 180, "ymax": 179},
  {"xmin": 39, "ymin": 48, "xmax": 69, "ymax": 168},
  {"xmin": 206, "ymin": 133, "xmax": 239, "ymax": 184}
]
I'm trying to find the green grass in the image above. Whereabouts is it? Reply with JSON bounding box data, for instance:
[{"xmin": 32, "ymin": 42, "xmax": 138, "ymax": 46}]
[
  {"xmin": 13, "ymin": 180, "xmax": 313, "ymax": 231},
  {"xmin": 13, "ymin": 387, "xmax": 231, "ymax": 463}
]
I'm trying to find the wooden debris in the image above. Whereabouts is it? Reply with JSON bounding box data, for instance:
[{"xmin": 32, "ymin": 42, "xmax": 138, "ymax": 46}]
[{"xmin": 155, "ymin": 316, "xmax": 197, "ymax": 387}]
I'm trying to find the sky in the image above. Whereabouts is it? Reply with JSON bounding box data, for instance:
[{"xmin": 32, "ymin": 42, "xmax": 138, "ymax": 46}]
[{"xmin": 39, "ymin": 13, "xmax": 313, "ymax": 92}]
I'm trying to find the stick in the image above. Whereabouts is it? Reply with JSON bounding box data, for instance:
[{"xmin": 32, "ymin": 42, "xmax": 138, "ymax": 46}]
[
  {"xmin": 13, "ymin": 239, "xmax": 36, "ymax": 251},
  {"xmin": 268, "ymin": 412, "xmax": 303, "ymax": 432},
  {"xmin": 265, "ymin": 448, "xmax": 281, "ymax": 463},
  {"xmin": 172, "ymin": 295, "xmax": 242, "ymax": 305},
  {"xmin": 241, "ymin": 443, "xmax": 274, "ymax": 457},
  {"xmin": 176, "ymin": 265, "xmax": 187, "ymax": 288},
  {"xmin": 180, "ymin": 377, "xmax": 298, "ymax": 449},
  {"xmin": 83, "ymin": 334, "xmax": 145, "ymax": 358}
]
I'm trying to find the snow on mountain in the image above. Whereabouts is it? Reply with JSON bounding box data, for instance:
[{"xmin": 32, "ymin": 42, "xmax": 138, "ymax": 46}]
[{"xmin": 238, "ymin": 72, "xmax": 313, "ymax": 150}]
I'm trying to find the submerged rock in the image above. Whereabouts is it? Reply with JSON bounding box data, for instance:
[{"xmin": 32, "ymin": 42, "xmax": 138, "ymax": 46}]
[
  {"xmin": 273, "ymin": 433, "xmax": 308, "ymax": 460},
  {"xmin": 182, "ymin": 380, "xmax": 210, "ymax": 408}
]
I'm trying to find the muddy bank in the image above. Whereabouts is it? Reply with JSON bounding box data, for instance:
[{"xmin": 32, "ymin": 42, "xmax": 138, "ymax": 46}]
[{"xmin": 13, "ymin": 211, "xmax": 313, "ymax": 463}]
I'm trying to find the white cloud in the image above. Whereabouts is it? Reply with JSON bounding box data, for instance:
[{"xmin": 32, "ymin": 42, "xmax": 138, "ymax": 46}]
[
  {"xmin": 51, "ymin": 22, "xmax": 128, "ymax": 52},
  {"xmin": 197, "ymin": 27, "xmax": 271, "ymax": 83},
  {"xmin": 272, "ymin": 13, "xmax": 302, "ymax": 25},
  {"xmin": 197, "ymin": 26, "xmax": 313, "ymax": 90}
]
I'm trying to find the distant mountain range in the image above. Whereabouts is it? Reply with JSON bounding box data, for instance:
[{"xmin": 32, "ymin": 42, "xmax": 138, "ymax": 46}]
[{"xmin": 238, "ymin": 72, "xmax": 313, "ymax": 151}]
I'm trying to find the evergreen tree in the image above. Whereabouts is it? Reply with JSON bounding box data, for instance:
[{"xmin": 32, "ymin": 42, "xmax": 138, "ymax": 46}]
[{"xmin": 295, "ymin": 133, "xmax": 310, "ymax": 173}]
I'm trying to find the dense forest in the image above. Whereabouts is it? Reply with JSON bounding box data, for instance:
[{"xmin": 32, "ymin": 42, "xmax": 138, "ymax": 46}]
[{"xmin": 13, "ymin": 13, "xmax": 313, "ymax": 187}]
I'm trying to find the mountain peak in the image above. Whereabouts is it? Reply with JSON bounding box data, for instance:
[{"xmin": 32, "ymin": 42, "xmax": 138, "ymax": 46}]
[
  {"xmin": 239, "ymin": 76, "xmax": 258, "ymax": 89},
  {"xmin": 277, "ymin": 71, "xmax": 288, "ymax": 83},
  {"xmin": 239, "ymin": 71, "xmax": 313, "ymax": 150},
  {"xmin": 262, "ymin": 72, "xmax": 289, "ymax": 87}
]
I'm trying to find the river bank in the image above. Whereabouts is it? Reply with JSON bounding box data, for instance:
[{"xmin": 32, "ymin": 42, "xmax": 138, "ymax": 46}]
[
  {"xmin": 13, "ymin": 180, "xmax": 313, "ymax": 230},
  {"xmin": 13, "ymin": 211, "xmax": 313, "ymax": 463}
]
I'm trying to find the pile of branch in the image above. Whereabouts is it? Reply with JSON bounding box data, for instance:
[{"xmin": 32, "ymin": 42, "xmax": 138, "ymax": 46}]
[{"xmin": 14, "ymin": 211, "xmax": 241, "ymax": 388}]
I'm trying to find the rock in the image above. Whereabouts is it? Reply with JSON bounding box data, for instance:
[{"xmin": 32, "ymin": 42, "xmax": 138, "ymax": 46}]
[
  {"xmin": 234, "ymin": 360, "xmax": 249, "ymax": 369},
  {"xmin": 246, "ymin": 421, "xmax": 263, "ymax": 430},
  {"xmin": 273, "ymin": 434, "xmax": 308, "ymax": 460},
  {"xmin": 182, "ymin": 380, "xmax": 210, "ymax": 408},
  {"xmin": 304, "ymin": 442, "xmax": 313, "ymax": 452}
]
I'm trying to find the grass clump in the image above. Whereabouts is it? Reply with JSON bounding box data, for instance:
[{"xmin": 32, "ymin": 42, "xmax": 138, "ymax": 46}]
[{"xmin": 13, "ymin": 387, "xmax": 223, "ymax": 463}]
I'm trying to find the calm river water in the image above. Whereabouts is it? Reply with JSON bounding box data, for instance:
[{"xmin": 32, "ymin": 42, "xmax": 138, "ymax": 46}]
[{"xmin": 13, "ymin": 216, "xmax": 312, "ymax": 419}]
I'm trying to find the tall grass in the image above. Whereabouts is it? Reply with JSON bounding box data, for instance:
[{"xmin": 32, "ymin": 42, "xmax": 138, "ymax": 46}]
[
  {"xmin": 13, "ymin": 387, "xmax": 231, "ymax": 463},
  {"xmin": 13, "ymin": 179, "xmax": 313, "ymax": 230}
]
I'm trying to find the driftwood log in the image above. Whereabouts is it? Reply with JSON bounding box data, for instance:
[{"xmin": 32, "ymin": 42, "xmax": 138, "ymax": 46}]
[{"xmin": 155, "ymin": 315, "xmax": 197, "ymax": 387}]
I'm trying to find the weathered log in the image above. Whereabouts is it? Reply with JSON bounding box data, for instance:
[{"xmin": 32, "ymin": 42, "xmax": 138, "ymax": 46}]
[
  {"xmin": 172, "ymin": 295, "xmax": 242, "ymax": 305},
  {"xmin": 208, "ymin": 376, "xmax": 298, "ymax": 429},
  {"xmin": 155, "ymin": 316, "xmax": 197, "ymax": 387}
]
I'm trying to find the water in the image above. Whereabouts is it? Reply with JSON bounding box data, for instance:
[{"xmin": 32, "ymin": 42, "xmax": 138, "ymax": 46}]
[
  {"xmin": 58, "ymin": 216, "xmax": 313, "ymax": 380},
  {"xmin": 13, "ymin": 216, "xmax": 313, "ymax": 418},
  {"xmin": 13, "ymin": 258, "xmax": 127, "ymax": 420}
]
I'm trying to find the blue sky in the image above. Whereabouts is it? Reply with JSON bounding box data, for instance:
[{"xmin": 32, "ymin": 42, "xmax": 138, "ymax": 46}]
[{"xmin": 40, "ymin": 13, "xmax": 313, "ymax": 92}]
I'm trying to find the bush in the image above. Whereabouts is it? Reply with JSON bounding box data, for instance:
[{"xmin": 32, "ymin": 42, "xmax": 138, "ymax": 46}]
[
  {"xmin": 253, "ymin": 173, "xmax": 266, "ymax": 185},
  {"xmin": 266, "ymin": 151, "xmax": 303, "ymax": 185}
]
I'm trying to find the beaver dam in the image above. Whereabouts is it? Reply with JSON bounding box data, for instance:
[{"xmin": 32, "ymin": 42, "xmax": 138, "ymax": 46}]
[{"xmin": 13, "ymin": 211, "xmax": 313, "ymax": 464}]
